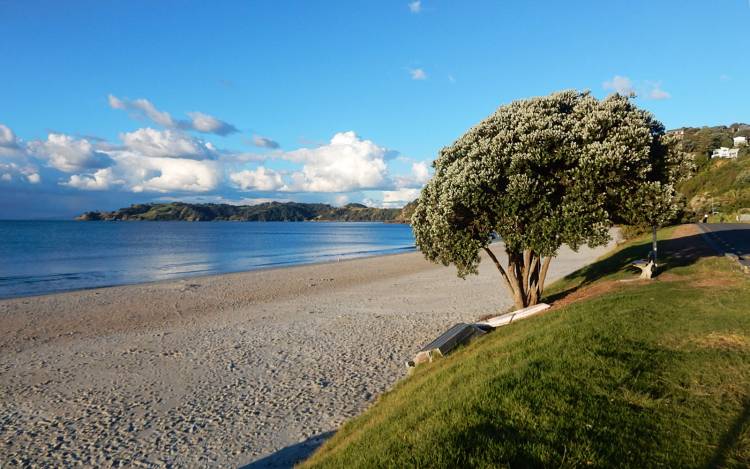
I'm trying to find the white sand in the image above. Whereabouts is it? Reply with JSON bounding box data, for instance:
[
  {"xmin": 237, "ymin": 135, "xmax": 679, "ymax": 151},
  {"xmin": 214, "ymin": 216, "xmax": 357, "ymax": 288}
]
[{"xmin": 0, "ymin": 238, "xmax": 616, "ymax": 467}]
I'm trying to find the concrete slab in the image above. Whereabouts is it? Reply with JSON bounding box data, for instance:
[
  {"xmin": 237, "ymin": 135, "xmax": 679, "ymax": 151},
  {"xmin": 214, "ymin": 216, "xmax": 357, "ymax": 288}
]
[
  {"xmin": 477, "ymin": 303, "xmax": 550, "ymax": 329},
  {"xmin": 409, "ymin": 323, "xmax": 486, "ymax": 367}
]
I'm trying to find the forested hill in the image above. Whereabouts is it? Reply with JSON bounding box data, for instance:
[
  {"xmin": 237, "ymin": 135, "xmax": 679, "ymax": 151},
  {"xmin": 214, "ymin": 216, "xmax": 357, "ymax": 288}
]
[
  {"xmin": 671, "ymin": 123, "xmax": 750, "ymax": 217},
  {"xmin": 75, "ymin": 202, "xmax": 410, "ymax": 222}
]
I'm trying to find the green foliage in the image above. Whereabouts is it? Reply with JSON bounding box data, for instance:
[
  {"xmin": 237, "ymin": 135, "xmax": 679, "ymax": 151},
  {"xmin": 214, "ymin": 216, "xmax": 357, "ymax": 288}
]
[
  {"xmin": 411, "ymin": 90, "xmax": 689, "ymax": 308},
  {"xmin": 677, "ymin": 147, "xmax": 750, "ymax": 217},
  {"xmin": 303, "ymin": 233, "xmax": 750, "ymax": 468},
  {"xmin": 76, "ymin": 202, "xmax": 404, "ymax": 222},
  {"xmin": 676, "ymin": 123, "xmax": 750, "ymax": 171}
]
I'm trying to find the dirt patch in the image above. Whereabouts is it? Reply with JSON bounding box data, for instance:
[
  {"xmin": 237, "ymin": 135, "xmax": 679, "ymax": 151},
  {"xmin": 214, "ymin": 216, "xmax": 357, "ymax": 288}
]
[
  {"xmin": 656, "ymin": 272, "xmax": 683, "ymax": 282},
  {"xmin": 549, "ymin": 280, "xmax": 633, "ymax": 311},
  {"xmin": 692, "ymin": 332, "xmax": 748, "ymax": 351},
  {"xmin": 671, "ymin": 224, "xmax": 701, "ymax": 239},
  {"xmin": 691, "ymin": 276, "xmax": 741, "ymax": 288},
  {"xmin": 657, "ymin": 271, "xmax": 738, "ymax": 288}
]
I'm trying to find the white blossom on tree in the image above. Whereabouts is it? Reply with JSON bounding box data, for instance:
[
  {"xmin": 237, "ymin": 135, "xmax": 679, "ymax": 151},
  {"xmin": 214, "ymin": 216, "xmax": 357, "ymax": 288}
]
[{"xmin": 412, "ymin": 90, "xmax": 691, "ymax": 309}]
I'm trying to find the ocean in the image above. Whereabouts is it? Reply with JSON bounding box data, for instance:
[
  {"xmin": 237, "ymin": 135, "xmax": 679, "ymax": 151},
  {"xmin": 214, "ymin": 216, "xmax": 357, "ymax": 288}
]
[{"xmin": 0, "ymin": 221, "xmax": 416, "ymax": 299}]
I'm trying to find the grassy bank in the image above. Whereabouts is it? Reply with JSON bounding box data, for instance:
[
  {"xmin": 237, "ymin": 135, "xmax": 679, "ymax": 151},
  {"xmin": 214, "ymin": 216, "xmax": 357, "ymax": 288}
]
[{"xmin": 302, "ymin": 226, "xmax": 750, "ymax": 468}]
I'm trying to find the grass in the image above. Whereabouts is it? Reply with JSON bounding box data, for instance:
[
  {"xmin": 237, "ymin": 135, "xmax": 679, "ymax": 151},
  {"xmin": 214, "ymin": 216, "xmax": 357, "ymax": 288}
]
[{"xmin": 301, "ymin": 226, "xmax": 750, "ymax": 468}]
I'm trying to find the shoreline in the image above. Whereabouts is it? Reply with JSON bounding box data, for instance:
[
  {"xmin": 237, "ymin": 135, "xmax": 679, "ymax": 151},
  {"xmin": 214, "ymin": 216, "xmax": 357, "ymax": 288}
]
[
  {"xmin": 0, "ymin": 244, "xmax": 417, "ymax": 301},
  {"xmin": 0, "ymin": 238, "xmax": 617, "ymax": 467}
]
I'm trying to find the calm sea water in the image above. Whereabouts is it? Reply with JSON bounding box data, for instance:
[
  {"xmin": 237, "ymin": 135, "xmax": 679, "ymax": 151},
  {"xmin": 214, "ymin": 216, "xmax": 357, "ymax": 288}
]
[{"xmin": 0, "ymin": 221, "xmax": 415, "ymax": 299}]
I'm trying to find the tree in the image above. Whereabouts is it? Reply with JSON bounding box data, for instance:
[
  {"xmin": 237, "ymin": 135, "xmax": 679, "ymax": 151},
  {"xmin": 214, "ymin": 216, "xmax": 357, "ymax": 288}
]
[{"xmin": 411, "ymin": 90, "xmax": 691, "ymax": 310}]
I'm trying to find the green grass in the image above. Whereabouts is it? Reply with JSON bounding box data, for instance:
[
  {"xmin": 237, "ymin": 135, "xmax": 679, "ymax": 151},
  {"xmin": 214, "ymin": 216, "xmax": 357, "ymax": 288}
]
[{"xmin": 302, "ymin": 228, "xmax": 750, "ymax": 468}]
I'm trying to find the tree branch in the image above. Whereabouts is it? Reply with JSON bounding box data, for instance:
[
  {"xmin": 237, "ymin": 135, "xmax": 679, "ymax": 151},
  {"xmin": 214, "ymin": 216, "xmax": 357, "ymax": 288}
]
[
  {"xmin": 482, "ymin": 246, "xmax": 516, "ymax": 297},
  {"xmin": 538, "ymin": 256, "xmax": 553, "ymax": 297}
]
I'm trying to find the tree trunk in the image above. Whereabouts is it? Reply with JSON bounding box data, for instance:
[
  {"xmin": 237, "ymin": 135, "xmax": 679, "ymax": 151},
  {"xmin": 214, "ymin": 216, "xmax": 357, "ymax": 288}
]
[{"xmin": 483, "ymin": 246, "xmax": 553, "ymax": 310}]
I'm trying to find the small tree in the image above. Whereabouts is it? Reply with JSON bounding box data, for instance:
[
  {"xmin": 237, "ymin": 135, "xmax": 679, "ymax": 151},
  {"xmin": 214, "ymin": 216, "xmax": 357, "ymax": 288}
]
[{"xmin": 412, "ymin": 90, "xmax": 690, "ymax": 310}]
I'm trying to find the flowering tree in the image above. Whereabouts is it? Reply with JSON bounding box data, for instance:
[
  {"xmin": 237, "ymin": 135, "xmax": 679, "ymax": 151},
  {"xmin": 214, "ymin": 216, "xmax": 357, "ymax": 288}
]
[{"xmin": 412, "ymin": 90, "xmax": 690, "ymax": 310}]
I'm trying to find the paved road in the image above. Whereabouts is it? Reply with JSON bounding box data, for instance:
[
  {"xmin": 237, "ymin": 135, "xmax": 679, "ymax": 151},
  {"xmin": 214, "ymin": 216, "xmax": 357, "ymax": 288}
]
[{"xmin": 699, "ymin": 223, "xmax": 750, "ymax": 258}]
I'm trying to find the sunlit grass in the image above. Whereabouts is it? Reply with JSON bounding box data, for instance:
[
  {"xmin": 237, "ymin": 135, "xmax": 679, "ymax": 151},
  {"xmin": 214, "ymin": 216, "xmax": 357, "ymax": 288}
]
[{"xmin": 302, "ymin": 228, "xmax": 750, "ymax": 468}]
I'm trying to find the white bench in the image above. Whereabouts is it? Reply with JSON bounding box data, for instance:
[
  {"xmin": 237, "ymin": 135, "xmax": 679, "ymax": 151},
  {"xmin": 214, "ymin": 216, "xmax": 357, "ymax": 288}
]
[{"xmin": 631, "ymin": 259, "xmax": 655, "ymax": 279}]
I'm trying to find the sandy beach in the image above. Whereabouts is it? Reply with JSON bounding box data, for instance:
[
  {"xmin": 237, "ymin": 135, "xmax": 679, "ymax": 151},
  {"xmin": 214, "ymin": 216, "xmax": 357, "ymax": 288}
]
[{"xmin": 0, "ymin": 238, "xmax": 617, "ymax": 467}]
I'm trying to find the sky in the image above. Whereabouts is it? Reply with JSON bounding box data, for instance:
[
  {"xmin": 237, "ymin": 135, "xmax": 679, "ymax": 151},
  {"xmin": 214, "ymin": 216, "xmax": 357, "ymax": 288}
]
[{"xmin": 1, "ymin": 0, "xmax": 748, "ymax": 219}]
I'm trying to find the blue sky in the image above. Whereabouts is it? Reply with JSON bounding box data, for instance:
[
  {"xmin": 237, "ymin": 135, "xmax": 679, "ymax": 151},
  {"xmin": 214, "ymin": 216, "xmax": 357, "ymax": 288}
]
[{"xmin": 1, "ymin": 0, "xmax": 748, "ymax": 219}]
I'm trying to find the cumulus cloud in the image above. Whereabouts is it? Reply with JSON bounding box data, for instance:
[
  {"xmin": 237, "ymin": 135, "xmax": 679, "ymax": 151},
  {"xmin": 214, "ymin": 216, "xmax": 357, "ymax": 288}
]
[
  {"xmin": 282, "ymin": 131, "xmax": 389, "ymax": 192},
  {"xmin": 251, "ymin": 135, "xmax": 281, "ymax": 149},
  {"xmin": 409, "ymin": 68, "xmax": 427, "ymax": 80},
  {"xmin": 408, "ymin": 1, "xmax": 421, "ymax": 13},
  {"xmin": 119, "ymin": 128, "xmax": 218, "ymax": 159},
  {"xmin": 112, "ymin": 152, "xmax": 220, "ymax": 193},
  {"xmin": 230, "ymin": 167, "xmax": 285, "ymax": 191},
  {"xmin": 109, "ymin": 94, "xmax": 238, "ymax": 136},
  {"xmin": 0, "ymin": 124, "xmax": 26, "ymax": 158},
  {"xmin": 646, "ymin": 82, "xmax": 671, "ymax": 100},
  {"xmin": 383, "ymin": 188, "xmax": 420, "ymax": 204},
  {"xmin": 0, "ymin": 124, "xmax": 20, "ymax": 149},
  {"xmin": 603, "ymin": 75, "xmax": 635, "ymax": 95},
  {"xmin": 55, "ymin": 127, "xmax": 221, "ymax": 193},
  {"xmin": 29, "ymin": 133, "xmax": 112, "ymax": 173},
  {"xmin": 411, "ymin": 161, "xmax": 430, "ymax": 184},
  {"xmin": 363, "ymin": 188, "xmax": 420, "ymax": 208},
  {"xmin": 108, "ymin": 94, "xmax": 175, "ymax": 127},
  {"xmin": 186, "ymin": 112, "xmax": 238, "ymax": 136},
  {"xmin": 394, "ymin": 160, "xmax": 432, "ymax": 188},
  {"xmin": 0, "ymin": 124, "xmax": 42, "ymax": 184},
  {"xmin": 63, "ymin": 168, "xmax": 116, "ymax": 190}
]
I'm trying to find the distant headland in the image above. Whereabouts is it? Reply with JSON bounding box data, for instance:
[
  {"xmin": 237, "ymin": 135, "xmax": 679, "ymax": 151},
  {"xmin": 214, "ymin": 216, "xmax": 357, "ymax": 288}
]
[{"xmin": 75, "ymin": 201, "xmax": 418, "ymax": 223}]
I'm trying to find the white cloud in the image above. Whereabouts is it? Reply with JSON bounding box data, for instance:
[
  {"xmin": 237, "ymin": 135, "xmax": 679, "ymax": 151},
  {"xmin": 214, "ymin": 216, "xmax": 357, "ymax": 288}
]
[
  {"xmin": 282, "ymin": 131, "xmax": 389, "ymax": 192},
  {"xmin": 394, "ymin": 160, "xmax": 432, "ymax": 188},
  {"xmin": 409, "ymin": 68, "xmax": 427, "ymax": 80},
  {"xmin": 109, "ymin": 94, "xmax": 238, "ymax": 136},
  {"xmin": 0, "ymin": 160, "xmax": 40, "ymax": 185},
  {"xmin": 383, "ymin": 188, "xmax": 420, "ymax": 204},
  {"xmin": 63, "ymin": 168, "xmax": 115, "ymax": 190},
  {"xmin": 114, "ymin": 152, "xmax": 221, "ymax": 193},
  {"xmin": 603, "ymin": 75, "xmax": 635, "ymax": 95},
  {"xmin": 230, "ymin": 166, "xmax": 284, "ymax": 191},
  {"xmin": 109, "ymin": 94, "xmax": 175, "ymax": 127},
  {"xmin": 0, "ymin": 124, "xmax": 19, "ymax": 148},
  {"xmin": 186, "ymin": 111, "xmax": 238, "ymax": 136},
  {"xmin": 411, "ymin": 161, "xmax": 430, "ymax": 184},
  {"xmin": 647, "ymin": 83, "xmax": 671, "ymax": 100},
  {"xmin": 251, "ymin": 135, "xmax": 281, "ymax": 149},
  {"xmin": 408, "ymin": 1, "xmax": 421, "ymax": 13},
  {"xmin": 363, "ymin": 188, "xmax": 420, "ymax": 208},
  {"xmin": 0, "ymin": 124, "xmax": 24, "ymax": 157},
  {"xmin": 120, "ymin": 128, "xmax": 217, "ymax": 159},
  {"xmin": 334, "ymin": 194, "xmax": 349, "ymax": 206},
  {"xmin": 29, "ymin": 133, "xmax": 112, "ymax": 173}
]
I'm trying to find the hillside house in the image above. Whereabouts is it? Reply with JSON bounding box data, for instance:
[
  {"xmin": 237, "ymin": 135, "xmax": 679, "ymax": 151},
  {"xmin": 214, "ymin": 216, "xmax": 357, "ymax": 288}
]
[
  {"xmin": 712, "ymin": 147, "xmax": 740, "ymax": 159},
  {"xmin": 734, "ymin": 136, "xmax": 748, "ymax": 147}
]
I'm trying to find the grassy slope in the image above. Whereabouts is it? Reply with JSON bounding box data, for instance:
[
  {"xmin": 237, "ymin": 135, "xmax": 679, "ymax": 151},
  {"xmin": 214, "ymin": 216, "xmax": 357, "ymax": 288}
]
[{"xmin": 303, "ymin": 227, "xmax": 750, "ymax": 468}]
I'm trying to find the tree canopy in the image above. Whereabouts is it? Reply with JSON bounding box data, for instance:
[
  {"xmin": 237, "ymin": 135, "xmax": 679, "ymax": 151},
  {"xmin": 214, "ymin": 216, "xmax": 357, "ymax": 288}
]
[{"xmin": 412, "ymin": 90, "xmax": 691, "ymax": 309}]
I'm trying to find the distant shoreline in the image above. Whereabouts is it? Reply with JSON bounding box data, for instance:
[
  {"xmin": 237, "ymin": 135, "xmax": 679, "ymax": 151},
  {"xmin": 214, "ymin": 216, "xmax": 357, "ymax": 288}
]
[{"xmin": 75, "ymin": 201, "xmax": 415, "ymax": 222}]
